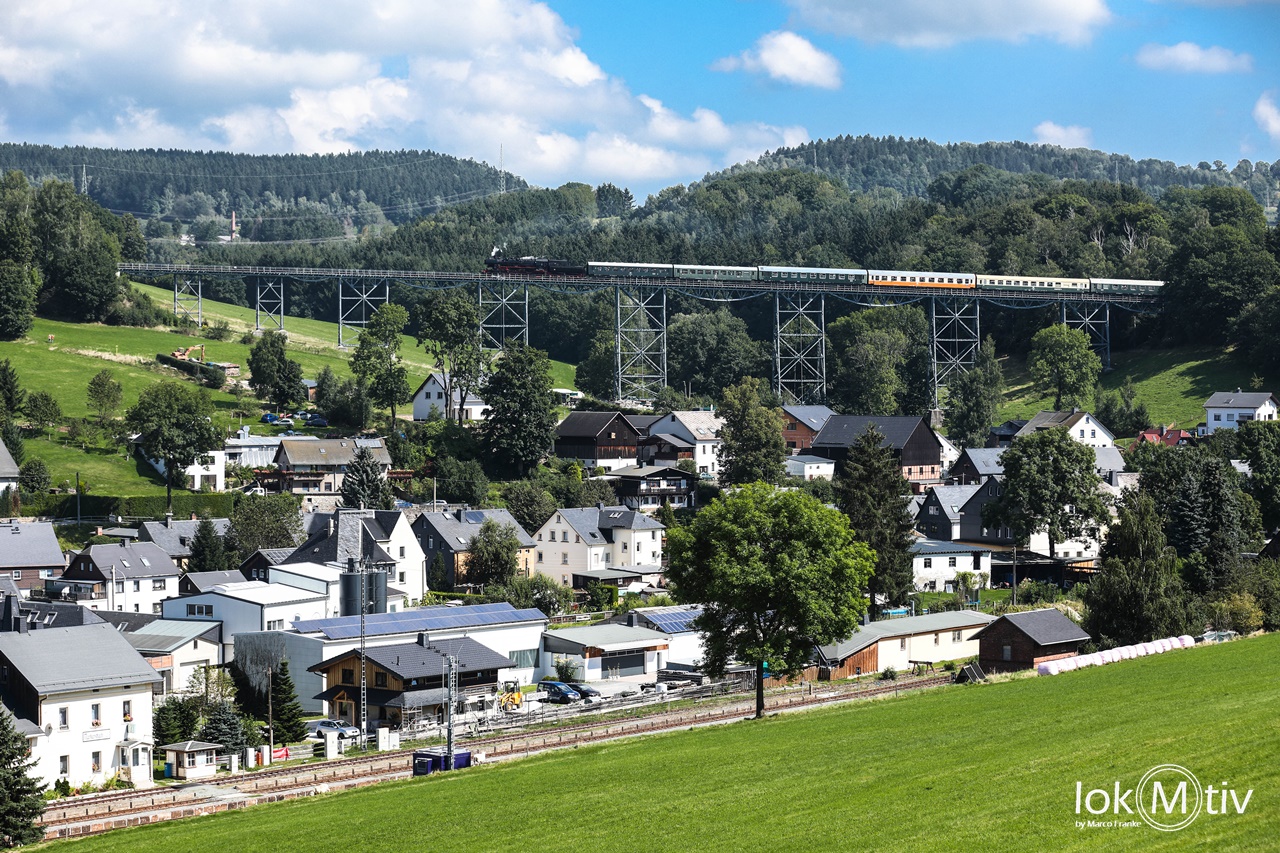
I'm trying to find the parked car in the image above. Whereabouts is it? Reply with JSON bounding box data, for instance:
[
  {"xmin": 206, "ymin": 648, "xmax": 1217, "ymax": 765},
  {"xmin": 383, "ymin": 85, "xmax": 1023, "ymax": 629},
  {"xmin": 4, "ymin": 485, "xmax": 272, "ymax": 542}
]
[
  {"xmin": 260, "ymin": 413, "xmax": 279, "ymax": 424},
  {"xmin": 539, "ymin": 681, "xmax": 581, "ymax": 704},
  {"xmin": 308, "ymin": 719, "xmax": 360, "ymax": 739},
  {"xmin": 276, "ymin": 418, "xmax": 294, "ymax": 428},
  {"xmin": 307, "ymin": 415, "xmax": 329, "ymax": 427},
  {"xmin": 568, "ymin": 683, "xmax": 602, "ymax": 703}
]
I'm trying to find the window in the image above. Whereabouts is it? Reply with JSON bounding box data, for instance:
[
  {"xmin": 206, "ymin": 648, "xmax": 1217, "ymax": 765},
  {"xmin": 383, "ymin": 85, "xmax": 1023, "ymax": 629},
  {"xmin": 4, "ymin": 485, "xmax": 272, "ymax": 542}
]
[
  {"xmin": 341, "ymin": 668, "xmax": 355, "ymax": 685},
  {"xmin": 1228, "ymin": 413, "xmax": 1236, "ymax": 421},
  {"xmin": 1002, "ymin": 644, "xmax": 1012, "ymax": 662},
  {"xmin": 952, "ymin": 630, "xmax": 962, "ymax": 642},
  {"xmin": 928, "ymin": 506, "xmax": 938, "ymax": 515},
  {"xmin": 10, "ymin": 570, "xmax": 18, "ymax": 580},
  {"xmin": 537, "ymin": 533, "xmax": 542, "ymax": 541},
  {"xmin": 575, "ymin": 534, "xmax": 581, "ymax": 543},
  {"xmin": 266, "ymin": 619, "xmax": 284, "ymax": 631},
  {"xmin": 621, "ymin": 541, "xmax": 628, "ymax": 552},
  {"xmin": 58, "ymin": 707, "xmax": 69, "ymax": 730},
  {"xmin": 187, "ymin": 603, "xmax": 213, "ymax": 617},
  {"xmin": 510, "ymin": 648, "xmax": 538, "ymax": 668},
  {"xmin": 114, "ymin": 581, "xmax": 124, "ymax": 593},
  {"xmin": 1214, "ymin": 413, "xmax": 1222, "ymax": 422},
  {"xmin": 561, "ymin": 553, "xmax": 569, "ymax": 565},
  {"xmin": 948, "ymin": 557, "xmax": 957, "ymax": 568},
  {"xmin": 91, "ymin": 703, "xmax": 101, "ymax": 724},
  {"xmin": 185, "ymin": 751, "xmax": 197, "ymax": 768},
  {"xmin": 91, "ymin": 751, "xmax": 101, "ymax": 773},
  {"xmin": 153, "ymin": 579, "xmax": 166, "ymax": 590},
  {"xmin": 399, "ymin": 546, "xmax": 405, "ymax": 558},
  {"xmin": 123, "ymin": 700, "xmax": 132, "ymax": 721},
  {"xmin": 59, "ymin": 755, "xmax": 69, "ymax": 776},
  {"xmin": 374, "ymin": 672, "xmax": 387, "ymax": 688},
  {"xmin": 923, "ymin": 558, "xmax": 932, "ymax": 569},
  {"xmin": 934, "ymin": 634, "xmax": 940, "ymax": 646},
  {"xmin": 133, "ymin": 580, "xmax": 141, "ymax": 592},
  {"xmin": 899, "ymin": 639, "xmax": 906, "ymax": 651}
]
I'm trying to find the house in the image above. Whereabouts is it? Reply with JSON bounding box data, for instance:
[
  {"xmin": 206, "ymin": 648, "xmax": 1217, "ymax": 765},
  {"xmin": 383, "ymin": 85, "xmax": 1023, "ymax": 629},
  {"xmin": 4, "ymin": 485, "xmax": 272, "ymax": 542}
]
[
  {"xmin": 284, "ymin": 508, "xmax": 426, "ymax": 603},
  {"xmin": 301, "ymin": 378, "xmax": 318, "ymax": 402},
  {"xmin": 273, "ymin": 438, "xmax": 391, "ymax": 495},
  {"xmin": 40, "ymin": 541, "xmax": 181, "ymax": 614},
  {"xmin": 638, "ymin": 433, "xmax": 696, "ymax": 468},
  {"xmin": 646, "ymin": 411, "xmax": 726, "ymax": 480},
  {"xmin": 540, "ymin": 624, "xmax": 670, "ymax": 681},
  {"xmin": 104, "ymin": 615, "xmax": 224, "ymax": 696},
  {"xmin": 910, "ymin": 538, "xmax": 993, "ymax": 592},
  {"xmin": 810, "ymin": 416, "xmax": 944, "ymax": 489},
  {"xmin": 250, "ymin": 602, "xmax": 549, "ymax": 712},
  {"xmin": 1015, "ymin": 410, "xmax": 1114, "ymax": 448},
  {"xmin": 936, "ymin": 432, "xmax": 961, "ymax": 474},
  {"xmin": 158, "ymin": 741, "xmax": 221, "ymax": 781},
  {"xmin": 784, "ymin": 454, "xmax": 836, "ymax": 481},
  {"xmin": 781, "ymin": 405, "xmax": 837, "ymax": 453},
  {"xmin": 605, "ymin": 464, "xmax": 696, "ymax": 511},
  {"xmin": 138, "ymin": 517, "xmax": 232, "ymax": 568},
  {"xmin": 986, "ymin": 419, "xmax": 1028, "ymax": 448},
  {"xmin": 530, "ymin": 506, "xmax": 665, "ymax": 585},
  {"xmin": 412, "ymin": 508, "xmax": 536, "ymax": 589},
  {"xmin": 0, "ymin": 441, "xmax": 18, "ymax": 491},
  {"xmin": 138, "ymin": 448, "xmax": 227, "ymax": 492},
  {"xmin": 1, "ymin": 593, "xmax": 104, "ymax": 632},
  {"xmin": 815, "ymin": 611, "xmax": 996, "ymax": 678},
  {"xmin": 949, "ymin": 448, "xmax": 1005, "ymax": 485},
  {"xmin": 162, "ymin": 580, "xmax": 331, "ymax": 661},
  {"xmin": 308, "ymin": 635, "xmax": 514, "ymax": 729},
  {"xmin": 0, "ymin": 622, "xmax": 162, "ymax": 789},
  {"xmin": 0, "ymin": 520, "xmax": 67, "ymax": 596},
  {"xmin": 553, "ymin": 412, "xmax": 642, "ymax": 472},
  {"xmin": 410, "ymin": 372, "xmax": 487, "ymax": 422},
  {"xmin": 1093, "ymin": 446, "xmax": 1128, "ymax": 485},
  {"xmin": 1201, "ymin": 389, "xmax": 1279, "ymax": 436},
  {"xmin": 223, "ymin": 427, "xmax": 318, "ymax": 469},
  {"xmin": 239, "ymin": 547, "xmax": 296, "ymax": 582},
  {"xmin": 1132, "ymin": 424, "xmax": 1195, "ymax": 449},
  {"xmin": 970, "ymin": 608, "xmax": 1091, "ymax": 672},
  {"xmin": 609, "ymin": 604, "xmax": 706, "ymax": 668}
]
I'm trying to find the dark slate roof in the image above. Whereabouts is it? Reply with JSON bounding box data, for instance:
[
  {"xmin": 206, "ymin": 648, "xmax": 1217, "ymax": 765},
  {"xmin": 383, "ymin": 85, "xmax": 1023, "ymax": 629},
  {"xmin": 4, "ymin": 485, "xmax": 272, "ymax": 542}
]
[
  {"xmin": 924, "ymin": 485, "xmax": 982, "ymax": 522},
  {"xmin": 2, "ymin": 594, "xmax": 105, "ymax": 631},
  {"xmin": 1205, "ymin": 390, "xmax": 1277, "ymax": 409},
  {"xmin": 78, "ymin": 541, "xmax": 180, "ymax": 579},
  {"xmin": 989, "ymin": 420, "xmax": 1028, "ymax": 438},
  {"xmin": 1014, "ymin": 411, "xmax": 1112, "ymax": 441},
  {"xmin": 622, "ymin": 414, "xmax": 662, "ymax": 435},
  {"xmin": 971, "ymin": 609, "xmax": 1091, "ymax": 645},
  {"xmin": 556, "ymin": 411, "xmax": 629, "ymax": 439},
  {"xmin": 326, "ymin": 636, "xmax": 514, "ymax": 679},
  {"xmin": 962, "ymin": 448, "xmax": 1005, "ymax": 477},
  {"xmin": 811, "ymin": 416, "xmax": 934, "ymax": 451},
  {"xmin": 781, "ymin": 405, "xmax": 837, "ymax": 431},
  {"xmin": 138, "ymin": 519, "xmax": 231, "ymax": 559},
  {"xmin": 0, "ymin": 521, "xmax": 65, "ymax": 569},
  {"xmin": 556, "ymin": 506, "xmax": 663, "ymax": 545},
  {"xmin": 910, "ymin": 537, "xmax": 992, "ymax": 557},
  {"xmin": 284, "ymin": 509, "xmax": 397, "ymax": 566},
  {"xmin": 413, "ymin": 508, "xmax": 535, "ymax": 550},
  {"xmin": 0, "ymin": 622, "xmax": 162, "ymax": 692},
  {"xmin": 1, "ymin": 702, "xmax": 42, "ymax": 738},
  {"xmin": 95, "ymin": 610, "xmax": 161, "ymax": 633},
  {"xmin": 185, "ymin": 570, "xmax": 249, "ymax": 592},
  {"xmin": 0, "ymin": 577, "xmax": 18, "ymax": 598},
  {"xmin": 0, "ymin": 441, "xmax": 17, "ymax": 478}
]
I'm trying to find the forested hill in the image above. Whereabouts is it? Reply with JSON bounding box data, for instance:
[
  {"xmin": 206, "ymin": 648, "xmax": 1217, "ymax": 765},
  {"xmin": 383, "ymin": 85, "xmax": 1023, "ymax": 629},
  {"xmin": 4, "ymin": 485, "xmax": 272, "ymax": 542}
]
[
  {"xmin": 722, "ymin": 136, "xmax": 1278, "ymax": 209},
  {"xmin": 0, "ymin": 144, "xmax": 523, "ymax": 226}
]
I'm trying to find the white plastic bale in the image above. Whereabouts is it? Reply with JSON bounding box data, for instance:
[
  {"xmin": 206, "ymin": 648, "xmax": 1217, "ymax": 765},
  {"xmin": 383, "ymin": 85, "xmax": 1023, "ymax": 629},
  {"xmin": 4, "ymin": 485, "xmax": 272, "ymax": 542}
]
[
  {"xmin": 1060, "ymin": 657, "xmax": 1077, "ymax": 672},
  {"xmin": 1102, "ymin": 649, "xmax": 1116, "ymax": 663},
  {"xmin": 1045, "ymin": 660, "xmax": 1061, "ymax": 675},
  {"xmin": 1179, "ymin": 635, "xmax": 1195, "ymax": 648},
  {"xmin": 1037, "ymin": 662, "xmax": 1051, "ymax": 675},
  {"xmin": 1135, "ymin": 644, "xmax": 1149, "ymax": 656}
]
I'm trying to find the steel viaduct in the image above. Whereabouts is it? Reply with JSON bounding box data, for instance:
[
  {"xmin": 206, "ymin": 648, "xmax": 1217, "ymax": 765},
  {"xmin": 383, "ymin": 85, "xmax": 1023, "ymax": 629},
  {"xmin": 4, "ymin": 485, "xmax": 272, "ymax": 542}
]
[{"xmin": 118, "ymin": 262, "xmax": 1160, "ymax": 406}]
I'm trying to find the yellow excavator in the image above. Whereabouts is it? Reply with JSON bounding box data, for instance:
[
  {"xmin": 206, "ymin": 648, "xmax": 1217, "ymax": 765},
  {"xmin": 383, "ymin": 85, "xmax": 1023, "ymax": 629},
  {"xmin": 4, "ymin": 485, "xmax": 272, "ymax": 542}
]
[
  {"xmin": 498, "ymin": 680, "xmax": 523, "ymax": 711},
  {"xmin": 171, "ymin": 344, "xmax": 205, "ymax": 361}
]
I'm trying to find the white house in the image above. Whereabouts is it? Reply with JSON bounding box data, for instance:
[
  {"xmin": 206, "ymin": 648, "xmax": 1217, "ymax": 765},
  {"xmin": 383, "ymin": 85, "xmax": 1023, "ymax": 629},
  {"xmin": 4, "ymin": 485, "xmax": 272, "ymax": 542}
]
[
  {"xmin": 784, "ymin": 454, "xmax": 836, "ymax": 481},
  {"xmin": 142, "ymin": 449, "xmax": 227, "ymax": 492},
  {"xmin": 610, "ymin": 605, "xmax": 706, "ymax": 669},
  {"xmin": 284, "ymin": 509, "xmax": 427, "ymax": 603},
  {"xmin": 50, "ymin": 541, "xmax": 182, "ymax": 615},
  {"xmin": 0, "ymin": 441, "xmax": 18, "ymax": 491},
  {"xmin": 117, "ymin": 618, "xmax": 223, "ymax": 696},
  {"xmin": 530, "ymin": 506, "xmax": 665, "ymax": 584},
  {"xmin": 648, "ymin": 410, "xmax": 725, "ymax": 480},
  {"xmin": 0, "ymin": 622, "xmax": 162, "ymax": 789},
  {"xmin": 1015, "ymin": 411, "xmax": 1114, "ymax": 448},
  {"xmin": 539, "ymin": 624, "xmax": 670, "ymax": 681},
  {"xmin": 910, "ymin": 538, "xmax": 993, "ymax": 593},
  {"xmin": 411, "ymin": 372, "xmax": 487, "ymax": 422},
  {"xmin": 162, "ymin": 581, "xmax": 330, "ymax": 661},
  {"xmin": 1202, "ymin": 389, "xmax": 1279, "ymax": 436},
  {"xmin": 816, "ymin": 611, "xmax": 996, "ymax": 676}
]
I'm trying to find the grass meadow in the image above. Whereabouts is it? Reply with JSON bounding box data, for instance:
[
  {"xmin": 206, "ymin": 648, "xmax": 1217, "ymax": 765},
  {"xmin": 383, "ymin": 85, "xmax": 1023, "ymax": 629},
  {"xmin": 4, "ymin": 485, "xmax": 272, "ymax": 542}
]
[{"xmin": 44, "ymin": 633, "xmax": 1280, "ymax": 852}]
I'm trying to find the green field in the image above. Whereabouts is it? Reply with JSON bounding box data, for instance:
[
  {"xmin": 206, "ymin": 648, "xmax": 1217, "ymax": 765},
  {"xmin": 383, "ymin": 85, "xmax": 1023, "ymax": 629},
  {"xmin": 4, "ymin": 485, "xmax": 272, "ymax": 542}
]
[
  {"xmin": 45, "ymin": 634, "xmax": 1280, "ymax": 852},
  {"xmin": 997, "ymin": 346, "xmax": 1264, "ymax": 435}
]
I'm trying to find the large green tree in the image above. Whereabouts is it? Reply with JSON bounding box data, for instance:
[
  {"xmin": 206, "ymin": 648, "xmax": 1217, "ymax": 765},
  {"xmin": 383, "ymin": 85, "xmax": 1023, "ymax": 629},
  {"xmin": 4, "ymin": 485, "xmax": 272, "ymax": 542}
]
[
  {"xmin": 188, "ymin": 516, "xmax": 231, "ymax": 574},
  {"xmin": 667, "ymin": 483, "xmax": 874, "ymax": 718},
  {"xmin": 226, "ymin": 493, "xmax": 303, "ymax": 562},
  {"xmin": 464, "ymin": 519, "xmax": 521, "ymax": 587},
  {"xmin": 125, "ymin": 381, "xmax": 221, "ymax": 512},
  {"xmin": 982, "ymin": 427, "xmax": 1109, "ymax": 559},
  {"xmin": 943, "ymin": 335, "xmax": 1005, "ymax": 449},
  {"xmin": 33, "ymin": 180, "xmax": 122, "ymax": 322},
  {"xmin": 86, "ymin": 369, "xmax": 123, "ymax": 424},
  {"xmin": 0, "ymin": 260, "xmax": 40, "ymax": 341},
  {"xmin": 246, "ymin": 331, "xmax": 305, "ymax": 411},
  {"xmin": 24, "ymin": 390, "xmax": 60, "ymax": 439},
  {"xmin": 716, "ymin": 376, "xmax": 785, "ymax": 485},
  {"xmin": 269, "ymin": 661, "xmax": 309, "ymax": 745},
  {"xmin": 833, "ymin": 426, "xmax": 915, "ymax": 619},
  {"xmin": 0, "ymin": 706, "xmax": 47, "ymax": 846},
  {"xmin": 340, "ymin": 445, "xmax": 393, "ymax": 510},
  {"xmin": 667, "ymin": 308, "xmax": 769, "ymax": 398},
  {"xmin": 1027, "ymin": 324, "xmax": 1101, "ymax": 411},
  {"xmin": 349, "ymin": 302, "xmax": 411, "ymax": 424},
  {"xmin": 827, "ymin": 306, "xmax": 932, "ymax": 417},
  {"xmin": 414, "ymin": 291, "xmax": 487, "ymax": 425},
  {"xmin": 500, "ymin": 480, "xmax": 557, "ymax": 536},
  {"xmin": 480, "ymin": 342, "xmax": 557, "ymax": 477}
]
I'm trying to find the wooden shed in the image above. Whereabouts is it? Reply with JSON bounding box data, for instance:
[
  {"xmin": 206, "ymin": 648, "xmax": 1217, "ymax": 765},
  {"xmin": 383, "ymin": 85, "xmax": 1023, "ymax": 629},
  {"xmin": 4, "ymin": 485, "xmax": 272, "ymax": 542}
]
[
  {"xmin": 969, "ymin": 609, "xmax": 1090, "ymax": 673},
  {"xmin": 158, "ymin": 740, "xmax": 221, "ymax": 781}
]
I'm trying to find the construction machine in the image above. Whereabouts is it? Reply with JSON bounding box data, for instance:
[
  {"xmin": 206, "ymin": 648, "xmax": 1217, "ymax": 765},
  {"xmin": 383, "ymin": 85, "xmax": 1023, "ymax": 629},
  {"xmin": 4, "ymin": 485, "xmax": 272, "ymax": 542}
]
[
  {"xmin": 171, "ymin": 344, "xmax": 205, "ymax": 361},
  {"xmin": 498, "ymin": 680, "xmax": 523, "ymax": 711}
]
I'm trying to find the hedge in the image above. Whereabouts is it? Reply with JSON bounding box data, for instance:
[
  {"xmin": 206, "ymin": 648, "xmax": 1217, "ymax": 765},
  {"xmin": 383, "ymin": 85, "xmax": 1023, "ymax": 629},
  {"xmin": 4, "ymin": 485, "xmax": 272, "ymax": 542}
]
[
  {"xmin": 20, "ymin": 492, "xmax": 238, "ymax": 520},
  {"xmin": 155, "ymin": 353, "xmax": 227, "ymax": 386}
]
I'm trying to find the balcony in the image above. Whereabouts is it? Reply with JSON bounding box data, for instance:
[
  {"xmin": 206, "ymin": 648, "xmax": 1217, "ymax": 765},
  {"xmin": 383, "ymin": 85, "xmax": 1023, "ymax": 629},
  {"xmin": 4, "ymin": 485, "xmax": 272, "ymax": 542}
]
[{"xmin": 30, "ymin": 585, "xmax": 105, "ymax": 602}]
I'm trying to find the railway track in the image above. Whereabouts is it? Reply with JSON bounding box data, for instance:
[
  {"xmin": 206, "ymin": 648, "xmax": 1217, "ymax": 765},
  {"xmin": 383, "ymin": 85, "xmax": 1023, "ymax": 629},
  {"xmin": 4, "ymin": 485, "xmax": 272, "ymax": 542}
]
[{"xmin": 40, "ymin": 674, "xmax": 952, "ymax": 841}]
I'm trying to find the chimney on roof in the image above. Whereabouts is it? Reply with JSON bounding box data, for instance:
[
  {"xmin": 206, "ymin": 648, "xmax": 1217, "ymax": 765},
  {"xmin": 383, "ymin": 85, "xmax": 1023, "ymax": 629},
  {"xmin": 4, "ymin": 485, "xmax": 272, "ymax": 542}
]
[
  {"xmin": 164, "ymin": 511, "xmax": 173, "ymax": 529},
  {"xmin": 1236, "ymin": 387, "xmax": 1243, "ymax": 394},
  {"xmin": 597, "ymin": 502, "xmax": 605, "ymax": 510},
  {"xmin": 1, "ymin": 593, "xmax": 15, "ymax": 633},
  {"xmin": 417, "ymin": 632, "xmax": 430, "ymax": 647}
]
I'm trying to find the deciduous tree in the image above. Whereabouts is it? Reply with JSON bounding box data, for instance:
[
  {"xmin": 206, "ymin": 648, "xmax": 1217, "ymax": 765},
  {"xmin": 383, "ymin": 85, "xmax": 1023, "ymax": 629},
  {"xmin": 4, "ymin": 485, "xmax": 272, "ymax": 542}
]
[
  {"xmin": 86, "ymin": 369, "xmax": 123, "ymax": 423},
  {"xmin": 716, "ymin": 376, "xmax": 785, "ymax": 485},
  {"xmin": 667, "ymin": 483, "xmax": 873, "ymax": 718},
  {"xmin": 480, "ymin": 342, "xmax": 556, "ymax": 477},
  {"xmin": 225, "ymin": 494, "xmax": 303, "ymax": 563},
  {"xmin": 464, "ymin": 519, "xmax": 520, "ymax": 587},
  {"xmin": 414, "ymin": 292, "xmax": 486, "ymax": 425},
  {"xmin": 944, "ymin": 336, "xmax": 1005, "ymax": 448},
  {"xmin": 25, "ymin": 390, "xmax": 61, "ymax": 439},
  {"xmin": 125, "ymin": 381, "xmax": 220, "ymax": 513},
  {"xmin": 349, "ymin": 302, "xmax": 411, "ymax": 424},
  {"xmin": 247, "ymin": 331, "xmax": 304, "ymax": 411},
  {"xmin": 1027, "ymin": 324, "xmax": 1101, "ymax": 411}
]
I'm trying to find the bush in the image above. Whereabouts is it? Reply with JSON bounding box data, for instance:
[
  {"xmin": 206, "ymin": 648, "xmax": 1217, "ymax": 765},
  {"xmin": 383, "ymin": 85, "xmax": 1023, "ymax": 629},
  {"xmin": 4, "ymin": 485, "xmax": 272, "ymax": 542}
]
[
  {"xmin": 879, "ymin": 666, "xmax": 898, "ymax": 681},
  {"xmin": 202, "ymin": 318, "xmax": 232, "ymax": 341},
  {"xmin": 155, "ymin": 352, "xmax": 226, "ymax": 387},
  {"xmin": 18, "ymin": 458, "xmax": 50, "ymax": 493}
]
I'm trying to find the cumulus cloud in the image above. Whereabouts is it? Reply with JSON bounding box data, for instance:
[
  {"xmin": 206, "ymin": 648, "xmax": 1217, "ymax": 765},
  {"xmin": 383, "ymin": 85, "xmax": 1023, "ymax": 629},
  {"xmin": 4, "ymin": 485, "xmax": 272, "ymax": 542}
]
[
  {"xmin": 786, "ymin": 0, "xmax": 1112, "ymax": 48},
  {"xmin": 1033, "ymin": 121, "xmax": 1093, "ymax": 148},
  {"xmin": 1255, "ymin": 92, "xmax": 1280, "ymax": 142},
  {"xmin": 0, "ymin": 0, "xmax": 807, "ymax": 195},
  {"xmin": 712, "ymin": 31, "xmax": 841, "ymax": 89},
  {"xmin": 1135, "ymin": 42, "xmax": 1253, "ymax": 73}
]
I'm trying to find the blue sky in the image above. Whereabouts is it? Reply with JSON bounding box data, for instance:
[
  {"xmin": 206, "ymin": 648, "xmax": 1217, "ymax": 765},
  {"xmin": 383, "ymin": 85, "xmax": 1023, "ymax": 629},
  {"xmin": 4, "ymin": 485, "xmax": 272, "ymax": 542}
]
[{"xmin": 1, "ymin": 1, "xmax": 1278, "ymax": 201}]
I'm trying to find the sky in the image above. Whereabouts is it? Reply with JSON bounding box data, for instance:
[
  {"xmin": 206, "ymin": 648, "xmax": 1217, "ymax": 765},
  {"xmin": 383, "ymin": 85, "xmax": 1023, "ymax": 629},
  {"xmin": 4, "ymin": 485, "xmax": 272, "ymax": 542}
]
[{"xmin": 2, "ymin": 0, "xmax": 1279, "ymax": 201}]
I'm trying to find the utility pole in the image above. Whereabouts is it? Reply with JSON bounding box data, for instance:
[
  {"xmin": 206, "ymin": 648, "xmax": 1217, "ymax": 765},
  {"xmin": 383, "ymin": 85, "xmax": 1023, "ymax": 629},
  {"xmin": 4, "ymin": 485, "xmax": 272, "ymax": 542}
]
[
  {"xmin": 444, "ymin": 654, "xmax": 458, "ymax": 769},
  {"xmin": 359, "ymin": 556, "xmax": 367, "ymax": 751},
  {"xmin": 266, "ymin": 667, "xmax": 274, "ymax": 754}
]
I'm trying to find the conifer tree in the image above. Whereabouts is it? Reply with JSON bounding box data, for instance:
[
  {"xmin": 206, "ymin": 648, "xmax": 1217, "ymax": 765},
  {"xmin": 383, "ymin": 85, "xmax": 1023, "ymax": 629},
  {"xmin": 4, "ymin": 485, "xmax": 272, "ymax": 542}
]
[
  {"xmin": 340, "ymin": 445, "xmax": 393, "ymax": 510},
  {"xmin": 199, "ymin": 701, "xmax": 247, "ymax": 753},
  {"xmin": 188, "ymin": 516, "xmax": 230, "ymax": 574},
  {"xmin": 428, "ymin": 552, "xmax": 450, "ymax": 592},
  {"xmin": 0, "ymin": 706, "xmax": 45, "ymax": 846},
  {"xmin": 270, "ymin": 662, "xmax": 309, "ymax": 744},
  {"xmin": 0, "ymin": 358, "xmax": 25, "ymax": 417}
]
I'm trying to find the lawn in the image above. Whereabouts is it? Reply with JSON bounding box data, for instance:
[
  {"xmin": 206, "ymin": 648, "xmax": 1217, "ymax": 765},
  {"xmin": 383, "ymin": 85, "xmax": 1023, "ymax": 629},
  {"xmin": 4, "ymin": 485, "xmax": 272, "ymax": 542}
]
[{"xmin": 45, "ymin": 633, "xmax": 1280, "ymax": 852}]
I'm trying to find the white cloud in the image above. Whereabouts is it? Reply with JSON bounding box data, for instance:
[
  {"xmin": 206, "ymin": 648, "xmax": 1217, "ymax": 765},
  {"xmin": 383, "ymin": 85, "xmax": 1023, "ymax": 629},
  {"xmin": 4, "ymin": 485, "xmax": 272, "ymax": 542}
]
[
  {"xmin": 1254, "ymin": 92, "xmax": 1280, "ymax": 142},
  {"xmin": 713, "ymin": 31, "xmax": 841, "ymax": 89},
  {"xmin": 1135, "ymin": 42, "xmax": 1253, "ymax": 73},
  {"xmin": 786, "ymin": 0, "xmax": 1112, "ymax": 48},
  {"xmin": 1033, "ymin": 121, "xmax": 1093, "ymax": 148},
  {"xmin": 0, "ymin": 1, "xmax": 810, "ymax": 196}
]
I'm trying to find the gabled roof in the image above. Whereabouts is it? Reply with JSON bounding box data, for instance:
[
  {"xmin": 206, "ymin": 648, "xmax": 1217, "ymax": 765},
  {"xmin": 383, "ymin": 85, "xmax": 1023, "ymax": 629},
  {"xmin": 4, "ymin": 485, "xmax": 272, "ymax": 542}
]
[
  {"xmin": 542, "ymin": 624, "xmax": 669, "ymax": 651},
  {"xmin": 664, "ymin": 410, "xmax": 725, "ymax": 440},
  {"xmin": 0, "ymin": 622, "xmax": 162, "ymax": 692},
  {"xmin": 556, "ymin": 411, "xmax": 633, "ymax": 440},
  {"xmin": 1093, "ymin": 446, "xmax": 1126, "ymax": 474},
  {"xmin": 2, "ymin": 594, "xmax": 104, "ymax": 631},
  {"xmin": 76, "ymin": 541, "xmax": 180, "ymax": 579},
  {"xmin": 0, "ymin": 521, "xmax": 64, "ymax": 570},
  {"xmin": 622, "ymin": 414, "xmax": 662, "ymax": 435},
  {"xmin": 313, "ymin": 636, "xmax": 514, "ymax": 679},
  {"xmin": 284, "ymin": 509, "xmax": 398, "ymax": 566},
  {"xmin": 970, "ymin": 608, "xmax": 1090, "ymax": 645},
  {"xmin": 781, "ymin": 405, "xmax": 838, "ymax": 431},
  {"xmin": 960, "ymin": 448, "xmax": 1005, "ymax": 477},
  {"xmin": 410, "ymin": 372, "xmax": 486, "ymax": 406},
  {"xmin": 190, "ymin": 580, "xmax": 326, "ymax": 607},
  {"xmin": 811, "ymin": 416, "xmax": 936, "ymax": 451},
  {"xmin": 923, "ymin": 485, "xmax": 983, "ymax": 522},
  {"xmin": 126, "ymin": 619, "xmax": 221, "ymax": 653},
  {"xmin": 786, "ymin": 454, "xmax": 835, "ymax": 466},
  {"xmin": 910, "ymin": 537, "xmax": 993, "ymax": 557},
  {"xmin": 1205, "ymin": 390, "xmax": 1277, "ymax": 409},
  {"xmin": 819, "ymin": 610, "xmax": 995, "ymax": 661},
  {"xmin": 138, "ymin": 518, "xmax": 231, "ymax": 559},
  {"xmin": 0, "ymin": 441, "xmax": 17, "ymax": 479},
  {"xmin": 606, "ymin": 464, "xmax": 691, "ymax": 480},
  {"xmin": 1015, "ymin": 411, "xmax": 1112, "ymax": 441},
  {"xmin": 554, "ymin": 505, "xmax": 664, "ymax": 544},
  {"xmin": 275, "ymin": 438, "xmax": 390, "ymax": 468},
  {"xmin": 414, "ymin": 508, "xmax": 535, "ymax": 550}
]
